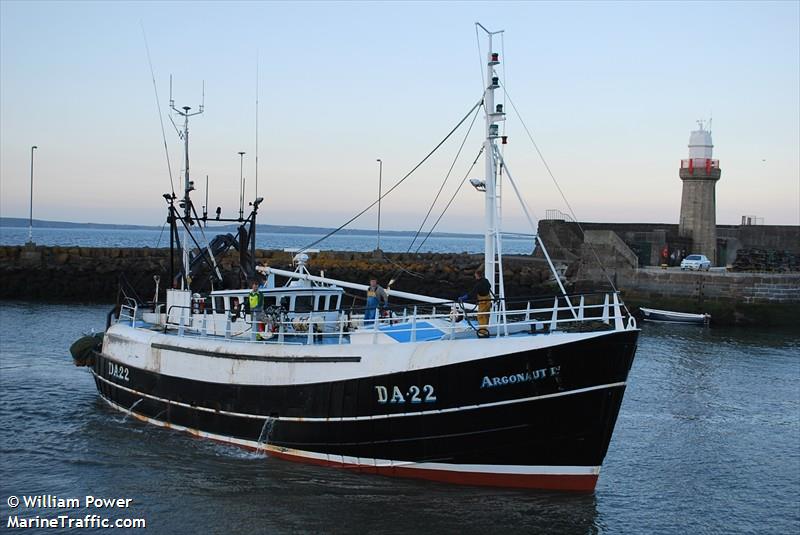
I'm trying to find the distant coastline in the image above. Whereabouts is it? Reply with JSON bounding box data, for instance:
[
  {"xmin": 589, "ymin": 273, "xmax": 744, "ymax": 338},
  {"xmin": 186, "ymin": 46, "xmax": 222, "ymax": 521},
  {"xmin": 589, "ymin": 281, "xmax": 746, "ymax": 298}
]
[{"xmin": 0, "ymin": 217, "xmax": 483, "ymax": 239}]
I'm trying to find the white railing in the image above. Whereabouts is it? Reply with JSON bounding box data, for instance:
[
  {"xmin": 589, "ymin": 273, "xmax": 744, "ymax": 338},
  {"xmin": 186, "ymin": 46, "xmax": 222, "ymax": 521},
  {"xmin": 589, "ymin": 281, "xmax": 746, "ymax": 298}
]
[
  {"xmin": 118, "ymin": 298, "xmax": 138, "ymax": 327},
  {"xmin": 142, "ymin": 292, "xmax": 636, "ymax": 345}
]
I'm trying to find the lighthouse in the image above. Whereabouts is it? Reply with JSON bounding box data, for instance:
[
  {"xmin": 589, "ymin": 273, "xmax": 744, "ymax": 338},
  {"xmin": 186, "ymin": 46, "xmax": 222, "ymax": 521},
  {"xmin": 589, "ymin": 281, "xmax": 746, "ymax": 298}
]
[{"xmin": 678, "ymin": 121, "xmax": 721, "ymax": 265}]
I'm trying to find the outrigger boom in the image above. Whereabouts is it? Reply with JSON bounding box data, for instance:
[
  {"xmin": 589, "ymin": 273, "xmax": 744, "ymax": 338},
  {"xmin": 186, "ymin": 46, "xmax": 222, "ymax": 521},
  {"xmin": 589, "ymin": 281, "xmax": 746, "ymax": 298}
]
[{"xmin": 257, "ymin": 265, "xmax": 477, "ymax": 310}]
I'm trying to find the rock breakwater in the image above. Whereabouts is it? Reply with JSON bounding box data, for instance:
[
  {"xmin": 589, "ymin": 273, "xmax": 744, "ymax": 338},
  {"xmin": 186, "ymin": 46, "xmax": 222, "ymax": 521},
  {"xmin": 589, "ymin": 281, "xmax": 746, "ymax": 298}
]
[{"xmin": 0, "ymin": 245, "xmax": 557, "ymax": 303}]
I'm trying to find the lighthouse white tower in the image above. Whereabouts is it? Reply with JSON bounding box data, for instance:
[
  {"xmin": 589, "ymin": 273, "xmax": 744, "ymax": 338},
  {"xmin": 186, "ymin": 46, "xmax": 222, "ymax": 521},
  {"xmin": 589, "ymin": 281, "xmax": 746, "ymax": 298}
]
[{"xmin": 678, "ymin": 121, "xmax": 721, "ymax": 265}]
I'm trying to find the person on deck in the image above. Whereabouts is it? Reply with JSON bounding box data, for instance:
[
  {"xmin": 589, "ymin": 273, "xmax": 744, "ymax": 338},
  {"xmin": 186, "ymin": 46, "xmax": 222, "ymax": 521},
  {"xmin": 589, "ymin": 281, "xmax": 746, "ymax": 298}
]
[
  {"xmin": 364, "ymin": 277, "xmax": 389, "ymax": 327},
  {"xmin": 246, "ymin": 280, "xmax": 266, "ymax": 339},
  {"xmin": 460, "ymin": 269, "xmax": 492, "ymax": 338}
]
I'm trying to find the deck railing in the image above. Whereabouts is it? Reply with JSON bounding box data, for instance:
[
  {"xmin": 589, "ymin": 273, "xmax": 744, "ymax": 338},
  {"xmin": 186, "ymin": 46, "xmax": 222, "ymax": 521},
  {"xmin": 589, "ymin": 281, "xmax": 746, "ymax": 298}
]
[
  {"xmin": 140, "ymin": 292, "xmax": 637, "ymax": 345},
  {"xmin": 118, "ymin": 297, "xmax": 138, "ymax": 327}
]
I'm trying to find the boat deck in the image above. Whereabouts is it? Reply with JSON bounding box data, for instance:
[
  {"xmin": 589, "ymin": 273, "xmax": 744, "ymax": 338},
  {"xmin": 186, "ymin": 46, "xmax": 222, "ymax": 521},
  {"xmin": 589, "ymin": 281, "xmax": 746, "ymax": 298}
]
[{"xmin": 124, "ymin": 291, "xmax": 633, "ymax": 346}]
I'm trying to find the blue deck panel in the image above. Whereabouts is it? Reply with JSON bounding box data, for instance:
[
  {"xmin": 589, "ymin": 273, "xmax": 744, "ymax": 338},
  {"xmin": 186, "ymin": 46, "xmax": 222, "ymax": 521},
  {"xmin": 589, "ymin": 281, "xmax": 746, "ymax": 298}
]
[{"xmin": 379, "ymin": 321, "xmax": 444, "ymax": 343}]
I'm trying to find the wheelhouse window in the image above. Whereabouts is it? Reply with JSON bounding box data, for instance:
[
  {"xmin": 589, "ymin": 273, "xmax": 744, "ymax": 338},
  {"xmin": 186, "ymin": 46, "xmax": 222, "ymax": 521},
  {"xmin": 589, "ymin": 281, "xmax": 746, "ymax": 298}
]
[
  {"xmin": 327, "ymin": 294, "xmax": 340, "ymax": 311},
  {"xmin": 294, "ymin": 296, "xmax": 314, "ymax": 313}
]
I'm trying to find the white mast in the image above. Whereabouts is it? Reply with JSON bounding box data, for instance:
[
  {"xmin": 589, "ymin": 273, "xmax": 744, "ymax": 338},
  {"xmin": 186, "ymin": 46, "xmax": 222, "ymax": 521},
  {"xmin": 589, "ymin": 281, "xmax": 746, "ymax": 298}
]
[
  {"xmin": 170, "ymin": 78, "xmax": 205, "ymax": 289},
  {"xmin": 477, "ymin": 23, "xmax": 506, "ymax": 325}
]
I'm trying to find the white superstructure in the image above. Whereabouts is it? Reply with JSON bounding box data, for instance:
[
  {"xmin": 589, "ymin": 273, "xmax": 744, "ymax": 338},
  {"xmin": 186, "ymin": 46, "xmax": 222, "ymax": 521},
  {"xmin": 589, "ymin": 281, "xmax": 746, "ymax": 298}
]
[{"xmin": 688, "ymin": 120, "xmax": 713, "ymax": 160}]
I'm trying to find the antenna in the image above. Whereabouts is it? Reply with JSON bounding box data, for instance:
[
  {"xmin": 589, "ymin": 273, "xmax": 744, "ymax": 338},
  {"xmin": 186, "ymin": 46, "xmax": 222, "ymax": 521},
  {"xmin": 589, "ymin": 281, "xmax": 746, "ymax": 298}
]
[
  {"xmin": 200, "ymin": 80, "xmax": 205, "ymax": 112},
  {"xmin": 169, "ymin": 79, "xmax": 205, "ymax": 289},
  {"xmin": 170, "ymin": 84, "xmax": 205, "ymax": 221},
  {"xmin": 204, "ymin": 174, "xmax": 209, "ymax": 227},
  {"xmin": 238, "ymin": 151, "xmax": 246, "ymax": 221},
  {"xmin": 140, "ymin": 23, "xmax": 176, "ymax": 196},
  {"xmin": 255, "ymin": 50, "xmax": 259, "ymax": 200}
]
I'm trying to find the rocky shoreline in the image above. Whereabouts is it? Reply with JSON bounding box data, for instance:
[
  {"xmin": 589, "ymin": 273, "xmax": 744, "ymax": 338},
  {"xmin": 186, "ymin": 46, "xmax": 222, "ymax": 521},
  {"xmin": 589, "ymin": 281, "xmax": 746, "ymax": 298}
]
[
  {"xmin": 2, "ymin": 245, "xmax": 797, "ymax": 326},
  {"xmin": 0, "ymin": 245, "xmax": 560, "ymax": 304}
]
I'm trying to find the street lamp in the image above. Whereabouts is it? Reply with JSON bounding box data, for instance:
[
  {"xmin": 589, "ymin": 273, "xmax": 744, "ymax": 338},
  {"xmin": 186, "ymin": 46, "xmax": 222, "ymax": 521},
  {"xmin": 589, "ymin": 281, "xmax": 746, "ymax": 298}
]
[
  {"xmin": 27, "ymin": 145, "xmax": 38, "ymax": 245},
  {"xmin": 376, "ymin": 158, "xmax": 382, "ymax": 251}
]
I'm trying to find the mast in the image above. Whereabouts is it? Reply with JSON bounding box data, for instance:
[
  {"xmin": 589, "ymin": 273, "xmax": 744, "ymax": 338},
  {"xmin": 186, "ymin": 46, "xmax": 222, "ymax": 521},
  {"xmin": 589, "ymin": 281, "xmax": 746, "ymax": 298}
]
[
  {"xmin": 170, "ymin": 78, "xmax": 204, "ymax": 290},
  {"xmin": 477, "ymin": 24, "xmax": 506, "ymax": 324}
]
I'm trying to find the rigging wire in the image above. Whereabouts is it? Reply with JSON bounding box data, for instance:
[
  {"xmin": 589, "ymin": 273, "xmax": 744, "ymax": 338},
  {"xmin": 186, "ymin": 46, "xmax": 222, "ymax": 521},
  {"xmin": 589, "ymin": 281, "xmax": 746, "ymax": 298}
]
[
  {"xmin": 383, "ymin": 147, "xmax": 486, "ymax": 287},
  {"xmin": 405, "ymin": 102, "xmax": 483, "ymax": 254},
  {"xmin": 140, "ymin": 22, "xmax": 175, "ymax": 197},
  {"xmin": 155, "ymin": 220, "xmax": 168, "ymax": 248},
  {"xmin": 189, "ymin": 201, "xmax": 223, "ymax": 281},
  {"xmin": 475, "ymin": 24, "xmax": 486, "ymax": 93},
  {"xmin": 377, "ymin": 105, "xmax": 483, "ymax": 281},
  {"xmin": 382, "ymin": 148, "xmax": 485, "ymax": 289},
  {"xmin": 297, "ymin": 97, "xmax": 484, "ymax": 253},
  {"xmin": 255, "ymin": 49, "xmax": 259, "ymax": 199},
  {"xmin": 501, "ymin": 89, "xmax": 576, "ymax": 221},
  {"xmin": 411, "ymin": 147, "xmax": 485, "ymax": 254},
  {"xmin": 501, "ymin": 86, "xmax": 625, "ymax": 297},
  {"xmin": 500, "ymin": 32, "xmax": 507, "ymax": 143}
]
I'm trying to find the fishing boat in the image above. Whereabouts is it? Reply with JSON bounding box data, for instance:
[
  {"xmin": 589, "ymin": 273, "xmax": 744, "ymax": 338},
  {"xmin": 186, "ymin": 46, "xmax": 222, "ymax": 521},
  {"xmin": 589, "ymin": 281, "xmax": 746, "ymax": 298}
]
[
  {"xmin": 639, "ymin": 307, "xmax": 711, "ymax": 325},
  {"xmin": 72, "ymin": 25, "xmax": 639, "ymax": 492}
]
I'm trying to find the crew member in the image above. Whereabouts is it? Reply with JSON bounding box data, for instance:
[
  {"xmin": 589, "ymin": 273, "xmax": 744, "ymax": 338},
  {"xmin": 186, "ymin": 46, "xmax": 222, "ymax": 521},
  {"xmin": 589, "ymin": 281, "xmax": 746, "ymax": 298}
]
[
  {"xmin": 246, "ymin": 280, "xmax": 265, "ymax": 338},
  {"xmin": 364, "ymin": 277, "xmax": 389, "ymax": 327},
  {"xmin": 460, "ymin": 269, "xmax": 492, "ymax": 338}
]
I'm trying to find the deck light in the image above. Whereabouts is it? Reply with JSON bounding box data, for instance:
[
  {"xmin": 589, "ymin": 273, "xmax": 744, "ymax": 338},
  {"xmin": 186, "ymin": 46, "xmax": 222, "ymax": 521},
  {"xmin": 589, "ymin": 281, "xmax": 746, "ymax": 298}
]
[{"xmin": 470, "ymin": 178, "xmax": 486, "ymax": 192}]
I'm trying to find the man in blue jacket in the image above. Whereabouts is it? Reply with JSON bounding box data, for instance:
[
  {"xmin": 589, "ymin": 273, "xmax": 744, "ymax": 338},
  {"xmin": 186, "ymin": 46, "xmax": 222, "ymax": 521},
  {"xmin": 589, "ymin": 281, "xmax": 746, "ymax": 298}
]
[{"xmin": 364, "ymin": 277, "xmax": 389, "ymax": 327}]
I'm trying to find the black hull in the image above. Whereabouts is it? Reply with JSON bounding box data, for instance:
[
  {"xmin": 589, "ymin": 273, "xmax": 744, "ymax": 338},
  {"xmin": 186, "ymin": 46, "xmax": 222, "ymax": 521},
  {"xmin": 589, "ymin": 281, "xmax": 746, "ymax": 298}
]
[{"xmin": 92, "ymin": 330, "xmax": 638, "ymax": 490}]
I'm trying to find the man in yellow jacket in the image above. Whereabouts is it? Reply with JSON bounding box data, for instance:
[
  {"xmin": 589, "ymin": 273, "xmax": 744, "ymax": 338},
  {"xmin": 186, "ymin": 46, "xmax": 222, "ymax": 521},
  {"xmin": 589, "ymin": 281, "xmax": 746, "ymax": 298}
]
[
  {"xmin": 246, "ymin": 280, "xmax": 265, "ymax": 338},
  {"xmin": 460, "ymin": 269, "xmax": 492, "ymax": 338}
]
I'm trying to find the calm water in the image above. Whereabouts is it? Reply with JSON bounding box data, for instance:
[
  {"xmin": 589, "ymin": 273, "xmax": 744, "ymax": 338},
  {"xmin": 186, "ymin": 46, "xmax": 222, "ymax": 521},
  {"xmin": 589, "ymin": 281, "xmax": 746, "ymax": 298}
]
[
  {"xmin": 1, "ymin": 302, "xmax": 798, "ymax": 534},
  {"xmin": 0, "ymin": 227, "xmax": 534, "ymax": 255}
]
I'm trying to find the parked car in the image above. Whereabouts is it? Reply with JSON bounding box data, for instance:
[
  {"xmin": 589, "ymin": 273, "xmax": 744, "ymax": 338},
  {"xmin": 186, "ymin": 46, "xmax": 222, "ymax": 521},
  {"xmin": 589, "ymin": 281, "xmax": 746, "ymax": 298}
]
[{"xmin": 680, "ymin": 254, "xmax": 711, "ymax": 271}]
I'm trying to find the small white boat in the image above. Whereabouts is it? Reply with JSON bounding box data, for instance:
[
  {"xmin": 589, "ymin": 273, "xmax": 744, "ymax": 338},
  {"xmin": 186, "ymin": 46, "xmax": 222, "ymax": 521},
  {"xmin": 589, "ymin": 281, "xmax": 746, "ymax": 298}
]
[{"xmin": 639, "ymin": 307, "xmax": 710, "ymax": 325}]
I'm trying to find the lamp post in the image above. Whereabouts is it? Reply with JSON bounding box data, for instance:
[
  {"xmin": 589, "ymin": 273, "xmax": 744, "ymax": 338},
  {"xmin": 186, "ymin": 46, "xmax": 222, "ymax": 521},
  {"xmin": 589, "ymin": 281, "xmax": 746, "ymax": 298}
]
[
  {"xmin": 376, "ymin": 158, "xmax": 382, "ymax": 251},
  {"xmin": 27, "ymin": 145, "xmax": 38, "ymax": 245},
  {"xmin": 238, "ymin": 151, "xmax": 246, "ymax": 221}
]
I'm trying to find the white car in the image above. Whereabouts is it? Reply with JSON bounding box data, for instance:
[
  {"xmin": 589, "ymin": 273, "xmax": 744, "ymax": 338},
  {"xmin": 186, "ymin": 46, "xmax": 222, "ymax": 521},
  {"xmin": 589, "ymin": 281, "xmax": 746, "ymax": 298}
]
[{"xmin": 680, "ymin": 254, "xmax": 711, "ymax": 271}]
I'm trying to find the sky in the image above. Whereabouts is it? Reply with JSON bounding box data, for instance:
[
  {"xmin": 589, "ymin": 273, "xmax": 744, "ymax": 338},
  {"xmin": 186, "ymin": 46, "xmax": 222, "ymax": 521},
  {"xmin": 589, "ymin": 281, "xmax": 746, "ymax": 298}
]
[{"xmin": 1, "ymin": 1, "xmax": 798, "ymax": 234}]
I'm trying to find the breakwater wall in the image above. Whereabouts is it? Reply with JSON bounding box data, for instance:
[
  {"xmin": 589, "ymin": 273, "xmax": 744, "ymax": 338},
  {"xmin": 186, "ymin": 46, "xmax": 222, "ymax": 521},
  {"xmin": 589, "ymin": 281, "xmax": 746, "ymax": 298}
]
[
  {"xmin": 538, "ymin": 219, "xmax": 800, "ymax": 267},
  {"xmin": 0, "ymin": 245, "xmax": 557, "ymax": 303},
  {"xmin": 2, "ymin": 246, "xmax": 796, "ymax": 325},
  {"xmin": 576, "ymin": 268, "xmax": 800, "ymax": 326},
  {"xmin": 537, "ymin": 218, "xmax": 799, "ymax": 325}
]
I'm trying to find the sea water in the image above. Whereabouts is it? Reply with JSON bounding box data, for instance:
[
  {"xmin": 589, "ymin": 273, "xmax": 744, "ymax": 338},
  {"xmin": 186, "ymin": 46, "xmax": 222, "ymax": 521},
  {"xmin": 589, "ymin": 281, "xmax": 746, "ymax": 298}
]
[
  {"xmin": 0, "ymin": 226, "xmax": 534, "ymax": 255},
  {"xmin": 0, "ymin": 302, "xmax": 797, "ymax": 534}
]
